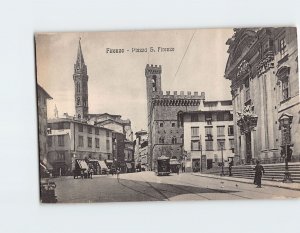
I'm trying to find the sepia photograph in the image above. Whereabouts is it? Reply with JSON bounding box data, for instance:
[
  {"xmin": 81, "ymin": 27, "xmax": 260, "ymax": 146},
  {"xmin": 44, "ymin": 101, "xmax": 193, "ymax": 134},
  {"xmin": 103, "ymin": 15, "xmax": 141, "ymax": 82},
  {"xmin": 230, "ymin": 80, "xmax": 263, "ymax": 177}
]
[{"xmin": 35, "ymin": 27, "xmax": 300, "ymax": 203}]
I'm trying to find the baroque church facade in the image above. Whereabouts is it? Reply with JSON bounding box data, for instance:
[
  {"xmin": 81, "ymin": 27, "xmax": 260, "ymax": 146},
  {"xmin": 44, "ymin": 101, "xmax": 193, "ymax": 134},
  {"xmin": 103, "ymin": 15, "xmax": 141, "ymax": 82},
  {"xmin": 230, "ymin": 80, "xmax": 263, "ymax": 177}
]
[
  {"xmin": 145, "ymin": 64, "xmax": 205, "ymax": 170},
  {"xmin": 225, "ymin": 27, "xmax": 299, "ymax": 164}
]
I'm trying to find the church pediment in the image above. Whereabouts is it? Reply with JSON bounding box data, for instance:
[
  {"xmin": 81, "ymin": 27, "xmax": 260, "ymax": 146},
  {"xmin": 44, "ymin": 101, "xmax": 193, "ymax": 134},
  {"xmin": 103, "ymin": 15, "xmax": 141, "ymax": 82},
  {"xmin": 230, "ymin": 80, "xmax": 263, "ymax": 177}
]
[{"xmin": 225, "ymin": 28, "xmax": 258, "ymax": 79}]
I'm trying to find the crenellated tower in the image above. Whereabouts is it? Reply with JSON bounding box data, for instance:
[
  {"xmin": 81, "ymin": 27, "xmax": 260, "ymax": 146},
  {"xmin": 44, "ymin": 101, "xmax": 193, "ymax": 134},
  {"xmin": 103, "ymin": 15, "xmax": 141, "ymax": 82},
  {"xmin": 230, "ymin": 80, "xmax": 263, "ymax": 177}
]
[
  {"xmin": 145, "ymin": 64, "xmax": 162, "ymax": 119},
  {"xmin": 73, "ymin": 39, "xmax": 89, "ymax": 120}
]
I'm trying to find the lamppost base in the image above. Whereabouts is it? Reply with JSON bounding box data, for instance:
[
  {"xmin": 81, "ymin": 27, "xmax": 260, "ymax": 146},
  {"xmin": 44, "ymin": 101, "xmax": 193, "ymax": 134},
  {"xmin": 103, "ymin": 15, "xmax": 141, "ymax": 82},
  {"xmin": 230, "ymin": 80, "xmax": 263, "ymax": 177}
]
[{"xmin": 282, "ymin": 171, "xmax": 293, "ymax": 183}]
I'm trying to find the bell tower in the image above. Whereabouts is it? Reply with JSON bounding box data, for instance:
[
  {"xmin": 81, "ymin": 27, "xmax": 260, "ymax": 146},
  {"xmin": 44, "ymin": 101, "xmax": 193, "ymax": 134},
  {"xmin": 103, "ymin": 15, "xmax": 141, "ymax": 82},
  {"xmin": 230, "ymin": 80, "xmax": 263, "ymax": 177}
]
[
  {"xmin": 73, "ymin": 38, "xmax": 89, "ymax": 120},
  {"xmin": 145, "ymin": 64, "xmax": 162, "ymax": 118}
]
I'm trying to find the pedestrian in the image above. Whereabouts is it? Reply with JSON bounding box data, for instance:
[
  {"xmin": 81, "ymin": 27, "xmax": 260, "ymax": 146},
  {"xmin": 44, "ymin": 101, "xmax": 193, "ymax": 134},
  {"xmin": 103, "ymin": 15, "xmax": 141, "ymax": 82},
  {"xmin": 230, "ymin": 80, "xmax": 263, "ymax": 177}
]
[
  {"xmin": 80, "ymin": 170, "xmax": 84, "ymax": 179},
  {"xmin": 182, "ymin": 164, "xmax": 185, "ymax": 173},
  {"xmin": 89, "ymin": 167, "xmax": 93, "ymax": 179},
  {"xmin": 253, "ymin": 160, "xmax": 265, "ymax": 188},
  {"xmin": 229, "ymin": 161, "xmax": 233, "ymax": 176},
  {"xmin": 116, "ymin": 167, "xmax": 120, "ymax": 182}
]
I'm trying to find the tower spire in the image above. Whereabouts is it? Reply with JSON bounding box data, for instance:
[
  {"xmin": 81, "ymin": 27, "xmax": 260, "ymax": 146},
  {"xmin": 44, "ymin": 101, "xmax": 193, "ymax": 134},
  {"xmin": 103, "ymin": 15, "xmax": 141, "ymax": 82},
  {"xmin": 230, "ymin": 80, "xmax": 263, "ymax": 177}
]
[{"xmin": 76, "ymin": 37, "xmax": 85, "ymax": 66}]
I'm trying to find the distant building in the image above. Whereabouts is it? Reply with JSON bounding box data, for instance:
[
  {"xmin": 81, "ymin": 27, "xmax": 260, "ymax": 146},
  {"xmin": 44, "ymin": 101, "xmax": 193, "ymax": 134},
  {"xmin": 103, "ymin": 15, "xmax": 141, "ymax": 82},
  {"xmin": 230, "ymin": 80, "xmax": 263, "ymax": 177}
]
[
  {"xmin": 225, "ymin": 27, "xmax": 299, "ymax": 164},
  {"xmin": 92, "ymin": 113, "xmax": 134, "ymax": 172},
  {"xmin": 47, "ymin": 116, "xmax": 113, "ymax": 175},
  {"xmin": 134, "ymin": 130, "xmax": 149, "ymax": 170},
  {"xmin": 145, "ymin": 64, "xmax": 205, "ymax": 170},
  {"xmin": 37, "ymin": 84, "xmax": 52, "ymax": 166},
  {"xmin": 182, "ymin": 100, "xmax": 235, "ymax": 172}
]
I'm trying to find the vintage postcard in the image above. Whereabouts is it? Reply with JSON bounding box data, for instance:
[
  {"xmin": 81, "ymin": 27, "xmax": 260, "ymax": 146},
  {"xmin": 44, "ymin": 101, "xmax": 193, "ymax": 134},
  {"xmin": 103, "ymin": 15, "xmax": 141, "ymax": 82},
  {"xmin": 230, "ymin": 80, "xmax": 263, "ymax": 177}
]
[{"xmin": 36, "ymin": 28, "xmax": 300, "ymax": 203}]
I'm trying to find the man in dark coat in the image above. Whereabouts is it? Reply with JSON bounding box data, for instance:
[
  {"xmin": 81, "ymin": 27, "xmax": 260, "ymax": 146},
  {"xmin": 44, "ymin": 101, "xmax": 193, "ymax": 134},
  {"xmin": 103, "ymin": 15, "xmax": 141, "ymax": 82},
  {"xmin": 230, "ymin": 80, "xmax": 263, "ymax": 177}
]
[{"xmin": 253, "ymin": 160, "xmax": 265, "ymax": 188}]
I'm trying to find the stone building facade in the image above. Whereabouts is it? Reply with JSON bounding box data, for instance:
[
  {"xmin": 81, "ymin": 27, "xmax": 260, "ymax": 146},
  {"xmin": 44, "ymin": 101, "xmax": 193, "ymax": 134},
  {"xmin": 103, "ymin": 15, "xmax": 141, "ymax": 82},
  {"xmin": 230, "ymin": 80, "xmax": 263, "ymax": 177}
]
[
  {"xmin": 37, "ymin": 84, "xmax": 52, "ymax": 165},
  {"xmin": 183, "ymin": 100, "xmax": 235, "ymax": 172},
  {"xmin": 134, "ymin": 130, "xmax": 149, "ymax": 170},
  {"xmin": 225, "ymin": 27, "xmax": 299, "ymax": 164},
  {"xmin": 47, "ymin": 117, "xmax": 113, "ymax": 174},
  {"xmin": 145, "ymin": 64, "xmax": 205, "ymax": 170}
]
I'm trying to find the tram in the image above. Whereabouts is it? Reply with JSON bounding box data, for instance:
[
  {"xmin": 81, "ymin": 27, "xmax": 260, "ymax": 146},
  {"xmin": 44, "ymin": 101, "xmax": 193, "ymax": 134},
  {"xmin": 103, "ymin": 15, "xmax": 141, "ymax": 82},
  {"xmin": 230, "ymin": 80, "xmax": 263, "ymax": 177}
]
[{"xmin": 156, "ymin": 156, "xmax": 171, "ymax": 176}]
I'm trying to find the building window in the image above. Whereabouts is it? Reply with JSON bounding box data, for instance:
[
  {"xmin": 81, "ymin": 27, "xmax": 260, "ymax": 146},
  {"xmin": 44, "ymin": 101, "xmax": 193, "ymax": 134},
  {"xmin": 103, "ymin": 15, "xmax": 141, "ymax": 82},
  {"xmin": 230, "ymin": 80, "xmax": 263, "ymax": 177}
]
[
  {"xmin": 191, "ymin": 127, "xmax": 199, "ymax": 137},
  {"xmin": 106, "ymin": 139, "xmax": 110, "ymax": 150},
  {"xmin": 191, "ymin": 113, "xmax": 199, "ymax": 122},
  {"xmin": 282, "ymin": 78, "xmax": 289, "ymax": 101},
  {"xmin": 106, "ymin": 131, "xmax": 110, "ymax": 137},
  {"xmin": 228, "ymin": 125, "xmax": 234, "ymax": 136},
  {"xmin": 279, "ymin": 37, "xmax": 287, "ymax": 58},
  {"xmin": 76, "ymin": 82, "xmax": 80, "ymax": 93},
  {"xmin": 58, "ymin": 135, "xmax": 64, "ymax": 146},
  {"xmin": 217, "ymin": 126, "xmax": 225, "ymax": 137},
  {"xmin": 47, "ymin": 137, "xmax": 52, "ymax": 147},
  {"xmin": 172, "ymin": 137, "xmax": 177, "ymax": 144},
  {"xmin": 159, "ymin": 122, "xmax": 164, "ymax": 127},
  {"xmin": 172, "ymin": 122, "xmax": 176, "ymax": 127},
  {"xmin": 229, "ymin": 139, "xmax": 234, "ymax": 149},
  {"xmin": 205, "ymin": 113, "xmax": 212, "ymax": 125},
  {"xmin": 95, "ymin": 128, "xmax": 99, "ymax": 135},
  {"xmin": 217, "ymin": 112, "xmax": 224, "ymax": 121},
  {"xmin": 77, "ymin": 97, "xmax": 80, "ymax": 106},
  {"xmin": 205, "ymin": 126, "xmax": 213, "ymax": 139},
  {"xmin": 217, "ymin": 139, "xmax": 225, "ymax": 150},
  {"xmin": 159, "ymin": 137, "xmax": 165, "ymax": 144},
  {"xmin": 177, "ymin": 111, "xmax": 184, "ymax": 127},
  {"xmin": 58, "ymin": 151, "xmax": 65, "ymax": 160},
  {"xmin": 88, "ymin": 126, "xmax": 92, "ymax": 134},
  {"xmin": 78, "ymin": 124, "xmax": 83, "ymax": 132},
  {"xmin": 95, "ymin": 138, "xmax": 100, "ymax": 148},
  {"xmin": 244, "ymin": 78, "xmax": 251, "ymax": 103},
  {"xmin": 79, "ymin": 136, "xmax": 84, "ymax": 147},
  {"xmin": 205, "ymin": 140, "xmax": 213, "ymax": 151},
  {"xmin": 88, "ymin": 137, "xmax": 92, "ymax": 148},
  {"xmin": 191, "ymin": 140, "xmax": 200, "ymax": 151}
]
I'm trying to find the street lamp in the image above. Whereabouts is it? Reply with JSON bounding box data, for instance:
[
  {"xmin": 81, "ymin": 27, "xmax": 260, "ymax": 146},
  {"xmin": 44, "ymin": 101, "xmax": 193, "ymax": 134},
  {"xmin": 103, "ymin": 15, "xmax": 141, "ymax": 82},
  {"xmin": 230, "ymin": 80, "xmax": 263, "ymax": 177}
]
[
  {"xmin": 279, "ymin": 114, "xmax": 293, "ymax": 183},
  {"xmin": 220, "ymin": 143, "xmax": 225, "ymax": 176}
]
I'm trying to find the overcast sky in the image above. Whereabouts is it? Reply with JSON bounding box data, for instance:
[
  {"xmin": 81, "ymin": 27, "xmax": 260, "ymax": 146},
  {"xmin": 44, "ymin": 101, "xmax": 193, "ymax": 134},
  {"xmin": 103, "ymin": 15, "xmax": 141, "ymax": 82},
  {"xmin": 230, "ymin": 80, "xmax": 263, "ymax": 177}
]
[{"xmin": 36, "ymin": 28, "xmax": 233, "ymax": 133}]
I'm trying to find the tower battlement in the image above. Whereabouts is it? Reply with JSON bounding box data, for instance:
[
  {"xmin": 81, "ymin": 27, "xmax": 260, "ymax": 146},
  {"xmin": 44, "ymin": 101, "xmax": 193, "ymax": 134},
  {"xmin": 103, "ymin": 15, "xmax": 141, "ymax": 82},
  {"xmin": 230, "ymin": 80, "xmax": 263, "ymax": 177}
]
[
  {"xmin": 154, "ymin": 90, "xmax": 205, "ymax": 100},
  {"xmin": 145, "ymin": 64, "xmax": 162, "ymax": 75}
]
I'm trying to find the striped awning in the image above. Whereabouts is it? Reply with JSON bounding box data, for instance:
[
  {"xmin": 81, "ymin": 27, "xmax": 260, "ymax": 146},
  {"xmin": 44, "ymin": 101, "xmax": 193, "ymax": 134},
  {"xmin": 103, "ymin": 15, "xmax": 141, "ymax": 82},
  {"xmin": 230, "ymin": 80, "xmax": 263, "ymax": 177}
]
[
  {"xmin": 98, "ymin": 160, "xmax": 108, "ymax": 170},
  {"xmin": 77, "ymin": 160, "xmax": 89, "ymax": 170}
]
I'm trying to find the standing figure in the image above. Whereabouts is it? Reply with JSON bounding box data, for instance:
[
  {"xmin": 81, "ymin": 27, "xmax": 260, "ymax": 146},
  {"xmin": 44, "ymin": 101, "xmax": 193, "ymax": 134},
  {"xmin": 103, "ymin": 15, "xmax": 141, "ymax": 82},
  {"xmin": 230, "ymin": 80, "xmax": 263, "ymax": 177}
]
[
  {"xmin": 89, "ymin": 167, "xmax": 93, "ymax": 179},
  {"xmin": 253, "ymin": 160, "xmax": 265, "ymax": 188},
  {"xmin": 116, "ymin": 167, "xmax": 120, "ymax": 182},
  {"xmin": 228, "ymin": 161, "xmax": 233, "ymax": 176}
]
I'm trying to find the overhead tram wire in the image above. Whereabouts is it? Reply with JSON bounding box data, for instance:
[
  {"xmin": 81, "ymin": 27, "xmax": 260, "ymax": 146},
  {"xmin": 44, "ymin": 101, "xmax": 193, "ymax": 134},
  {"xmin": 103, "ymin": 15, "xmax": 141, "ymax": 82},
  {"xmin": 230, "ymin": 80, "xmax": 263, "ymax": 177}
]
[{"xmin": 174, "ymin": 30, "xmax": 196, "ymax": 78}]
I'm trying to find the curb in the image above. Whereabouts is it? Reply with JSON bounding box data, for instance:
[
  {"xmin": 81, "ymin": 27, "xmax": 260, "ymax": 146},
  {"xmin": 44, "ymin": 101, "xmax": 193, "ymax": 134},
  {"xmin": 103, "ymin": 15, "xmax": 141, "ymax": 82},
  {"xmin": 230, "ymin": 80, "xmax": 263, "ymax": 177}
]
[{"xmin": 192, "ymin": 173, "xmax": 300, "ymax": 191}]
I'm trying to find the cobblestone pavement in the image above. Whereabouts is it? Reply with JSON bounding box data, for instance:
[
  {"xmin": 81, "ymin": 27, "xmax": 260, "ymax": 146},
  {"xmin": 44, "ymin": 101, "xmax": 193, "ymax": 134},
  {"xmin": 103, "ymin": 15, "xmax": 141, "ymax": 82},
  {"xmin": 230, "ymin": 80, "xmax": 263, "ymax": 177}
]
[{"xmin": 53, "ymin": 171, "xmax": 300, "ymax": 203}]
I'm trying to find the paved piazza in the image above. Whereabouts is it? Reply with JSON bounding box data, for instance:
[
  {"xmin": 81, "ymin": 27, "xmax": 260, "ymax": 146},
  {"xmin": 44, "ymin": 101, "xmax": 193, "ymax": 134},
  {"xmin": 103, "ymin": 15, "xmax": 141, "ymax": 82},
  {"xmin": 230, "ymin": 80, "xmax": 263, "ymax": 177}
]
[{"xmin": 53, "ymin": 172, "xmax": 300, "ymax": 203}]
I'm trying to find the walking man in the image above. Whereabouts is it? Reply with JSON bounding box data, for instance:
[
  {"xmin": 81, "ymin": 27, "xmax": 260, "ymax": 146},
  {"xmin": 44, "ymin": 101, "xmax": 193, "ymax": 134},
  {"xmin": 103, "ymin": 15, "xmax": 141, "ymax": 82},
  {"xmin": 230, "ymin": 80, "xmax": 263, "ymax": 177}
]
[{"xmin": 253, "ymin": 160, "xmax": 265, "ymax": 188}]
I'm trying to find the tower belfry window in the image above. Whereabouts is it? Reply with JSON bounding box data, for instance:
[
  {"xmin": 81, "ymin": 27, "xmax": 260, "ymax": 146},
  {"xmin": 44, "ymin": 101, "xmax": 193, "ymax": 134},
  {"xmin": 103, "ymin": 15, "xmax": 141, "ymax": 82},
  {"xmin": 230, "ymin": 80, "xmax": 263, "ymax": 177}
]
[
  {"xmin": 77, "ymin": 97, "xmax": 80, "ymax": 106},
  {"xmin": 152, "ymin": 75, "xmax": 157, "ymax": 91},
  {"xmin": 76, "ymin": 82, "xmax": 80, "ymax": 93}
]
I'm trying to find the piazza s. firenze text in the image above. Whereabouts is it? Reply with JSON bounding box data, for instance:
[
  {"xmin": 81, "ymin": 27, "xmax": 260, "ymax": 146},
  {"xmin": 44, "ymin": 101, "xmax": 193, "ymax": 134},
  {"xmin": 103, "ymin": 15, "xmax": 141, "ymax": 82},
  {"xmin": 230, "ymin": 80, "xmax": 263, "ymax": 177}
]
[{"xmin": 106, "ymin": 46, "xmax": 175, "ymax": 54}]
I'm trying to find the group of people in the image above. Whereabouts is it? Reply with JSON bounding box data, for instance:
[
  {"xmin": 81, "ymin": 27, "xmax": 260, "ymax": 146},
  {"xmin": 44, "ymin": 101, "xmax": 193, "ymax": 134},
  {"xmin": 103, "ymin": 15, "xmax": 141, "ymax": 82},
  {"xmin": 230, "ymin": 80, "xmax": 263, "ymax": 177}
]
[{"xmin": 80, "ymin": 167, "xmax": 94, "ymax": 179}]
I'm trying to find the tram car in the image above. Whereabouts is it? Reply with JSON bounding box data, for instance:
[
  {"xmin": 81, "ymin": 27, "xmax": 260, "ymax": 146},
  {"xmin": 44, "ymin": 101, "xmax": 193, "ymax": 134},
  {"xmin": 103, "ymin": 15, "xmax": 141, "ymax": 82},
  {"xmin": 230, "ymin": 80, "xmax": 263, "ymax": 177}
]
[{"xmin": 156, "ymin": 156, "xmax": 171, "ymax": 176}]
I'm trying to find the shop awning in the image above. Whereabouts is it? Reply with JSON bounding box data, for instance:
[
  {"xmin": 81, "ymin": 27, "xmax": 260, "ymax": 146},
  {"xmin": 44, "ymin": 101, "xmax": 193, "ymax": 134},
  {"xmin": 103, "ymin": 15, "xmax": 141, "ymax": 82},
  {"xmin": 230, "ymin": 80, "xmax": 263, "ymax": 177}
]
[
  {"xmin": 40, "ymin": 163, "xmax": 47, "ymax": 171},
  {"xmin": 105, "ymin": 160, "xmax": 113, "ymax": 164},
  {"xmin": 77, "ymin": 160, "xmax": 89, "ymax": 170},
  {"xmin": 98, "ymin": 160, "xmax": 108, "ymax": 170},
  {"xmin": 126, "ymin": 163, "xmax": 132, "ymax": 169},
  {"xmin": 40, "ymin": 161, "xmax": 53, "ymax": 170}
]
